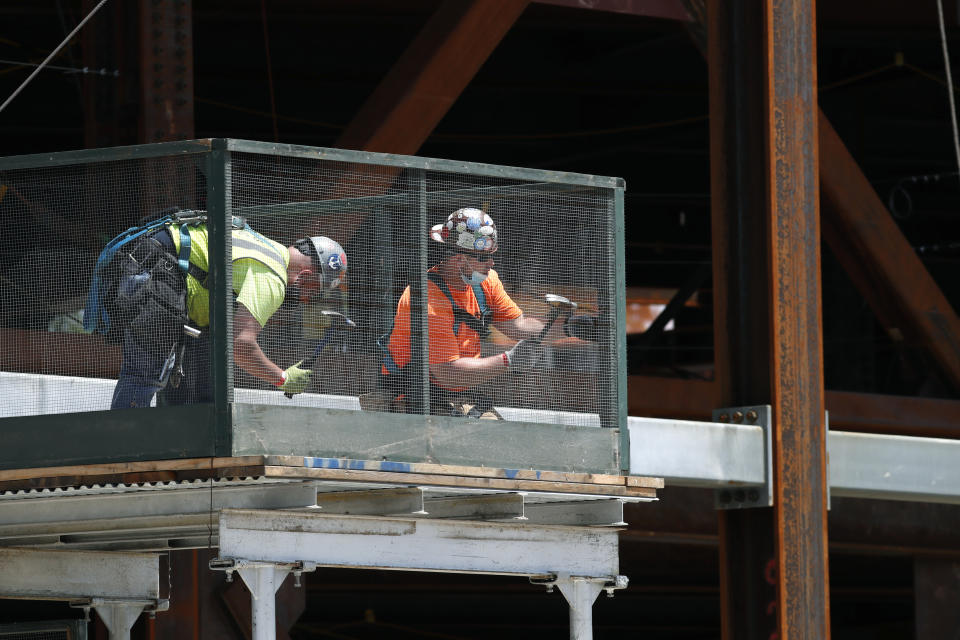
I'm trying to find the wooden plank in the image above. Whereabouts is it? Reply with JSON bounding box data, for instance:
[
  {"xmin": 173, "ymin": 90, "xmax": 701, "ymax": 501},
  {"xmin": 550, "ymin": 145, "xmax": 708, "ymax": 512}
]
[
  {"xmin": 265, "ymin": 455, "xmax": 631, "ymax": 486},
  {"xmin": 626, "ymin": 476, "xmax": 665, "ymax": 489},
  {"xmin": 261, "ymin": 465, "xmax": 641, "ymax": 497},
  {"xmin": 0, "ymin": 456, "xmax": 266, "ymax": 483}
]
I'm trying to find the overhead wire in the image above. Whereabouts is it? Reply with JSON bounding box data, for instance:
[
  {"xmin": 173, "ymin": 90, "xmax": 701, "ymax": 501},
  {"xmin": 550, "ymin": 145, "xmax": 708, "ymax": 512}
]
[
  {"xmin": 935, "ymin": 0, "xmax": 960, "ymax": 181},
  {"xmin": 0, "ymin": 0, "xmax": 109, "ymax": 115}
]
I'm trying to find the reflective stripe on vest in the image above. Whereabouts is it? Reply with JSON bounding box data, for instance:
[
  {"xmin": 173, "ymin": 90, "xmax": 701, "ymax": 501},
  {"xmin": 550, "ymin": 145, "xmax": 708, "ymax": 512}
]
[
  {"xmin": 232, "ymin": 233, "xmax": 287, "ymax": 282},
  {"xmin": 171, "ymin": 224, "xmax": 288, "ymax": 287}
]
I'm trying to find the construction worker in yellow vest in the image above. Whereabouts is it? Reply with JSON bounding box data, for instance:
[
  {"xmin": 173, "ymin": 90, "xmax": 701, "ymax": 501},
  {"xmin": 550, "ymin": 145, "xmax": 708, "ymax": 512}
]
[{"xmin": 107, "ymin": 216, "xmax": 347, "ymax": 409}]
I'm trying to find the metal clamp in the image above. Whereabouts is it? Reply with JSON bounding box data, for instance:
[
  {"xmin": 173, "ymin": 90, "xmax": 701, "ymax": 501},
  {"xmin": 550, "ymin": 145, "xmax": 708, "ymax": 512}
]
[
  {"xmin": 529, "ymin": 573, "xmax": 629, "ymax": 598},
  {"xmin": 209, "ymin": 557, "xmax": 317, "ymax": 587},
  {"xmin": 713, "ymin": 405, "xmax": 773, "ymax": 510}
]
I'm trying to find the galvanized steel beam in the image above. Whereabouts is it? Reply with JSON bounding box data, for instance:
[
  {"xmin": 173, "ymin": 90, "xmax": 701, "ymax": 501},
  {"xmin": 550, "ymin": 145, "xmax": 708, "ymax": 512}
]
[
  {"xmin": 0, "ymin": 547, "xmax": 159, "ymax": 601},
  {"xmin": 216, "ymin": 508, "xmax": 621, "ymax": 578}
]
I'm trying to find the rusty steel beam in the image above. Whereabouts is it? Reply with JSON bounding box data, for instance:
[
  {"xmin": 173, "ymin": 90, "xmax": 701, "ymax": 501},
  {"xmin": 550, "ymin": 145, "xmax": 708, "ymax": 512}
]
[
  {"xmin": 533, "ymin": 0, "xmax": 690, "ymax": 21},
  {"xmin": 335, "ymin": 0, "xmax": 528, "ymax": 154},
  {"xmin": 819, "ymin": 116, "xmax": 960, "ymax": 392},
  {"xmin": 628, "ymin": 375, "xmax": 960, "ymax": 439},
  {"xmin": 310, "ymin": 0, "xmax": 529, "ymax": 245},
  {"xmin": 0, "ymin": 329, "xmax": 120, "ymax": 379}
]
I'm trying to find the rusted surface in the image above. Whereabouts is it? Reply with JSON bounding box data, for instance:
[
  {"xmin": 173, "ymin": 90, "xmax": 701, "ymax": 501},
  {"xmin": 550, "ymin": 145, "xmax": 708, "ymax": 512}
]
[
  {"xmin": 310, "ymin": 0, "xmax": 529, "ymax": 244},
  {"xmin": 707, "ymin": 0, "xmax": 829, "ymax": 636},
  {"xmin": 534, "ymin": 0, "xmax": 691, "ymax": 21},
  {"xmin": 628, "ymin": 375, "xmax": 960, "ymax": 438},
  {"xmin": 765, "ymin": 1, "xmax": 830, "ymax": 638},
  {"xmin": 819, "ymin": 115, "xmax": 960, "ymax": 392},
  {"xmin": 139, "ymin": 0, "xmax": 194, "ymax": 143},
  {"xmin": 0, "ymin": 329, "xmax": 120, "ymax": 378},
  {"xmin": 707, "ymin": 2, "xmax": 779, "ymax": 638}
]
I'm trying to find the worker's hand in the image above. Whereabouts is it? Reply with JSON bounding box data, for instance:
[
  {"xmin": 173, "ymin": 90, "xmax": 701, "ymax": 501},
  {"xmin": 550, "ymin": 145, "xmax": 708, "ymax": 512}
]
[
  {"xmin": 278, "ymin": 361, "xmax": 312, "ymax": 395},
  {"xmin": 564, "ymin": 315, "xmax": 598, "ymax": 342},
  {"xmin": 504, "ymin": 339, "xmax": 545, "ymax": 374}
]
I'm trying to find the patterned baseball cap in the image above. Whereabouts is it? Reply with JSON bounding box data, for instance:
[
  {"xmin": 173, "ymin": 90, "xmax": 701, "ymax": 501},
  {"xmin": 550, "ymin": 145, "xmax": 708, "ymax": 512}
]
[{"xmin": 429, "ymin": 207, "xmax": 498, "ymax": 253}]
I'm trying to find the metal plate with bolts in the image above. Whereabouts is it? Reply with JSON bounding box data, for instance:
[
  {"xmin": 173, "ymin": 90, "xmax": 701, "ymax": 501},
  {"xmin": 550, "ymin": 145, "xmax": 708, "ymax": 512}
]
[{"xmin": 713, "ymin": 405, "xmax": 773, "ymax": 510}]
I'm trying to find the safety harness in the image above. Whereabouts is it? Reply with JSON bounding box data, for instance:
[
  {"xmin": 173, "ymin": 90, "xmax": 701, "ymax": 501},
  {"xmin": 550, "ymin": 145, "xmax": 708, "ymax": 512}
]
[
  {"xmin": 83, "ymin": 209, "xmax": 250, "ymax": 348},
  {"xmin": 375, "ymin": 272, "xmax": 496, "ymax": 417}
]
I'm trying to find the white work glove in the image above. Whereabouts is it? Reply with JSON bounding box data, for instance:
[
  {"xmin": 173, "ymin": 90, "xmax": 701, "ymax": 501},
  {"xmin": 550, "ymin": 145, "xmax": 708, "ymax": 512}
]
[{"xmin": 503, "ymin": 339, "xmax": 545, "ymax": 374}]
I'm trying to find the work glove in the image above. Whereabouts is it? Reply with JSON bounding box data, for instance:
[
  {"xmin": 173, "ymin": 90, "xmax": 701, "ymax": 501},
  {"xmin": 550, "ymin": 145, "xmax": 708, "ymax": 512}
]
[
  {"xmin": 278, "ymin": 361, "xmax": 312, "ymax": 396},
  {"xmin": 564, "ymin": 314, "xmax": 599, "ymax": 342},
  {"xmin": 504, "ymin": 339, "xmax": 545, "ymax": 374}
]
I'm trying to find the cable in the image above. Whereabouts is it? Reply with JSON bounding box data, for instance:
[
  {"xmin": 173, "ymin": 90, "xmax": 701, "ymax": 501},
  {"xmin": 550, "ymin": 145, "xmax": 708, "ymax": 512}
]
[
  {"xmin": 0, "ymin": 58, "xmax": 118, "ymax": 76},
  {"xmin": 936, "ymin": 0, "xmax": 960, "ymax": 181},
  {"xmin": 0, "ymin": 0, "xmax": 109, "ymax": 115}
]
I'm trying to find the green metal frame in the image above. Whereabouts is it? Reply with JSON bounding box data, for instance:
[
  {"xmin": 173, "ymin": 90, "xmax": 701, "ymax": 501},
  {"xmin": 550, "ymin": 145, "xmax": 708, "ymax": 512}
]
[{"xmin": 0, "ymin": 139, "xmax": 628, "ymax": 474}]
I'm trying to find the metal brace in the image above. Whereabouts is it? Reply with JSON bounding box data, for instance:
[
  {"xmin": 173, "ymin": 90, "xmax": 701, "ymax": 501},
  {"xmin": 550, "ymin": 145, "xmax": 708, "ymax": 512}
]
[
  {"xmin": 69, "ymin": 597, "xmax": 170, "ymax": 617},
  {"xmin": 529, "ymin": 573, "xmax": 629, "ymax": 598},
  {"xmin": 209, "ymin": 557, "xmax": 317, "ymax": 588},
  {"xmin": 713, "ymin": 405, "xmax": 773, "ymax": 510}
]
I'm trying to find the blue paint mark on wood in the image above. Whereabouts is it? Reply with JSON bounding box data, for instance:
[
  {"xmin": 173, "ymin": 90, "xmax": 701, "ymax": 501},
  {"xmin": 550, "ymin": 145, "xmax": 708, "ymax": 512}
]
[
  {"xmin": 303, "ymin": 457, "xmax": 412, "ymax": 474},
  {"xmin": 381, "ymin": 461, "xmax": 413, "ymax": 473},
  {"xmin": 504, "ymin": 469, "xmax": 518, "ymax": 479}
]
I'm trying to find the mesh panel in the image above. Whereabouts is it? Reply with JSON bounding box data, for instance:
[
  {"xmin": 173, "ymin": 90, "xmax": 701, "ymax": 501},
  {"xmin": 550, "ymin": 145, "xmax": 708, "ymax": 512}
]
[
  {"xmin": 0, "ymin": 144, "xmax": 620, "ymax": 428},
  {"xmin": 229, "ymin": 152, "xmax": 617, "ymax": 426},
  {"xmin": 0, "ymin": 155, "xmax": 204, "ymax": 416},
  {"xmin": 0, "ymin": 620, "xmax": 86, "ymax": 639}
]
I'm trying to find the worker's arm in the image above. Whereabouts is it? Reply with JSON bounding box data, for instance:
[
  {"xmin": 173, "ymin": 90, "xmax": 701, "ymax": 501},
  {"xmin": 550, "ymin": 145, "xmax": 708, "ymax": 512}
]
[
  {"xmin": 429, "ymin": 354, "xmax": 508, "ymax": 390},
  {"xmin": 495, "ymin": 314, "xmax": 565, "ymax": 343},
  {"xmin": 233, "ymin": 305, "xmax": 285, "ymax": 386}
]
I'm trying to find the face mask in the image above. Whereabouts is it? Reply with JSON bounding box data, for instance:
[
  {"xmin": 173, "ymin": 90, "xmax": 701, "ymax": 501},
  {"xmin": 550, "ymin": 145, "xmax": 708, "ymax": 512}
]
[{"xmin": 460, "ymin": 265, "xmax": 488, "ymax": 286}]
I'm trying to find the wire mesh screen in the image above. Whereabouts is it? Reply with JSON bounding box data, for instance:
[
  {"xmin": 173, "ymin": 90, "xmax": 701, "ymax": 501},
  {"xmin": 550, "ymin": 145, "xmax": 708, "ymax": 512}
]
[
  {"xmin": 0, "ymin": 154, "xmax": 205, "ymax": 416},
  {"xmin": 0, "ymin": 142, "xmax": 621, "ymax": 429},
  {"xmin": 228, "ymin": 151, "xmax": 619, "ymax": 427}
]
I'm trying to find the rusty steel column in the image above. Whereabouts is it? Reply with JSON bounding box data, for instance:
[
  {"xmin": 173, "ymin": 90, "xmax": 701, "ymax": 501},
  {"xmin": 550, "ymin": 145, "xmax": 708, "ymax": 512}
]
[
  {"xmin": 708, "ymin": 2, "xmax": 778, "ymax": 638},
  {"xmin": 763, "ymin": 1, "xmax": 830, "ymax": 638},
  {"xmin": 139, "ymin": 0, "xmax": 194, "ymax": 143},
  {"xmin": 708, "ymin": 0, "xmax": 830, "ymax": 638}
]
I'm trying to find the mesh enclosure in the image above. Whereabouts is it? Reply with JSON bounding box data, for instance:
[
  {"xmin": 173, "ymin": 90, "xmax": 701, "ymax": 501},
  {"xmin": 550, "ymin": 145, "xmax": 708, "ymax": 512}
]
[
  {"xmin": 0, "ymin": 141, "xmax": 623, "ymax": 429},
  {"xmin": 0, "ymin": 152, "xmax": 205, "ymax": 416},
  {"xmin": 229, "ymin": 151, "xmax": 619, "ymax": 427},
  {"xmin": 0, "ymin": 620, "xmax": 86, "ymax": 639}
]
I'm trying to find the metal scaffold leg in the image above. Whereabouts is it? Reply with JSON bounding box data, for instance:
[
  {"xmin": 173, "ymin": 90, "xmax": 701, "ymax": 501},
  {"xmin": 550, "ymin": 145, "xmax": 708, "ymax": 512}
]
[
  {"xmin": 236, "ymin": 565, "xmax": 292, "ymax": 640},
  {"xmin": 91, "ymin": 600, "xmax": 152, "ymax": 640},
  {"xmin": 213, "ymin": 508, "xmax": 627, "ymax": 639},
  {"xmin": 557, "ymin": 576, "xmax": 604, "ymax": 640}
]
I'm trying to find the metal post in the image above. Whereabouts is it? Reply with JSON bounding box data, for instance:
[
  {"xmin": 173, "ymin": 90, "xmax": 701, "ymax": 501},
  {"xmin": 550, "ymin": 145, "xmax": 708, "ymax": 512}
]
[
  {"xmin": 93, "ymin": 602, "xmax": 146, "ymax": 640},
  {"xmin": 207, "ymin": 141, "xmax": 234, "ymax": 454},
  {"xmin": 237, "ymin": 566, "xmax": 289, "ymax": 640},
  {"xmin": 555, "ymin": 576, "xmax": 605, "ymax": 640},
  {"xmin": 409, "ymin": 168, "xmax": 430, "ymax": 415}
]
